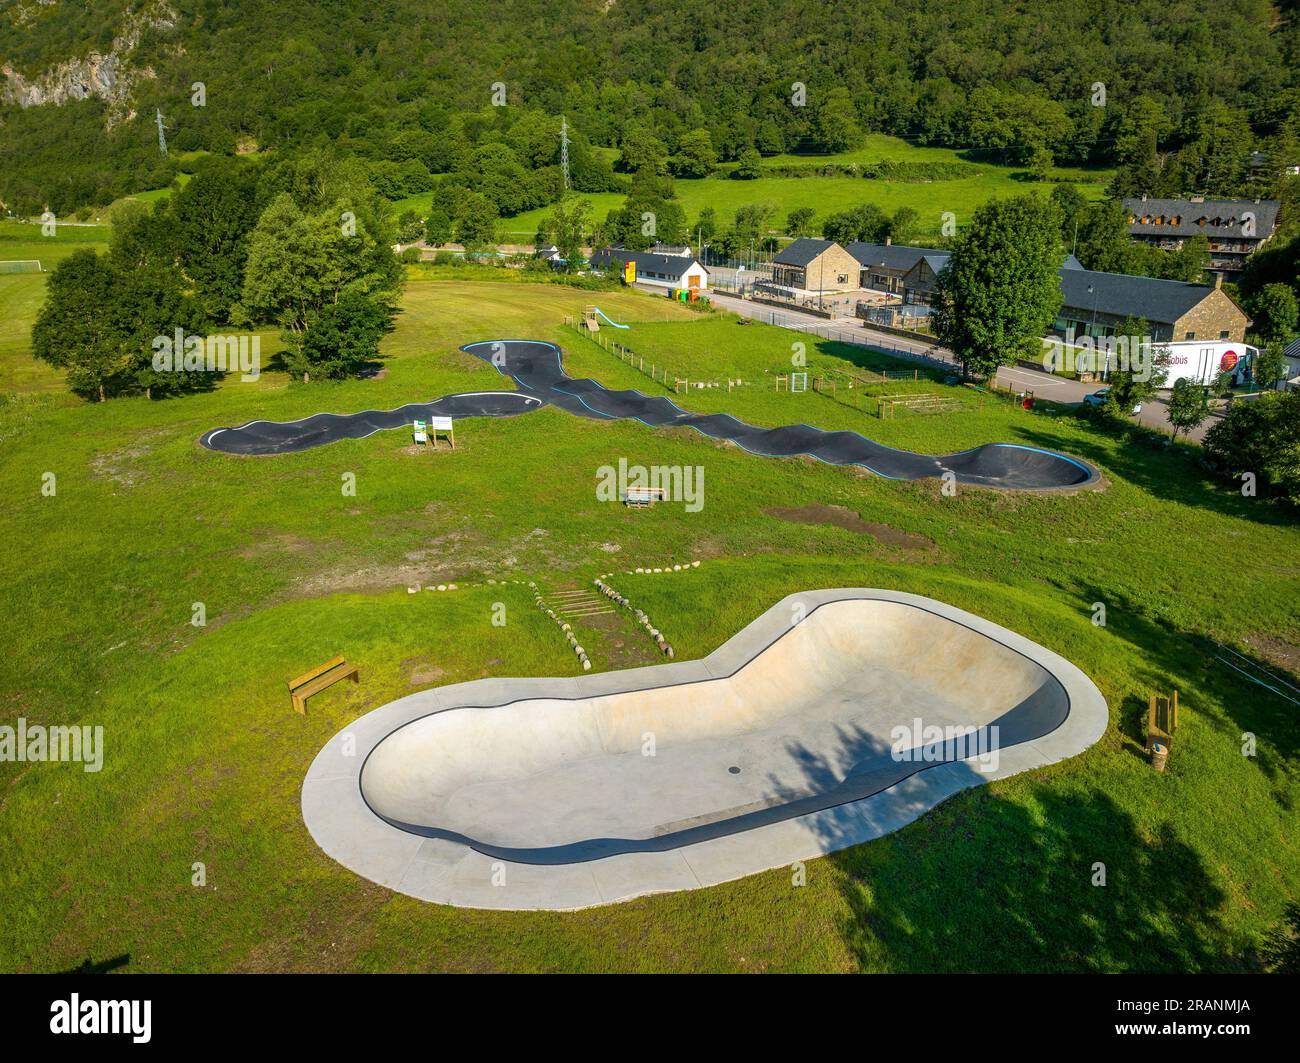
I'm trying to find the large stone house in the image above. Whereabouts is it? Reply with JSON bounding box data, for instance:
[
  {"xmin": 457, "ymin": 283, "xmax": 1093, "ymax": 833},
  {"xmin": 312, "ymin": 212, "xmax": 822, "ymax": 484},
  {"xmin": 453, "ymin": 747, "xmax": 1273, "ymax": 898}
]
[
  {"xmin": 1055, "ymin": 268, "xmax": 1249, "ymax": 343},
  {"xmin": 845, "ymin": 240, "xmax": 948, "ymax": 299},
  {"xmin": 1122, "ymin": 197, "xmax": 1281, "ymax": 276},
  {"xmin": 770, "ymin": 239, "xmax": 861, "ymax": 293}
]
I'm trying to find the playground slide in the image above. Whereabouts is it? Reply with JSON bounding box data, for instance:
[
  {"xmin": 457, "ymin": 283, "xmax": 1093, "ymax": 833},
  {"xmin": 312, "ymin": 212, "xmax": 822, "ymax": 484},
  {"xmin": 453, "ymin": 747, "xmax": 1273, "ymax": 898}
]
[{"xmin": 592, "ymin": 308, "xmax": 630, "ymax": 329}]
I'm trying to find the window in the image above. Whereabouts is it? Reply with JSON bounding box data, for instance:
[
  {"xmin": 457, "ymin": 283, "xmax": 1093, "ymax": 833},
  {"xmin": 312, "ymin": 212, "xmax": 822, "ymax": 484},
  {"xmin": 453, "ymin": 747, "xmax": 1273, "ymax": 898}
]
[
  {"xmin": 1220, "ymin": 331, "xmax": 1230, "ymax": 340},
  {"xmin": 837, "ymin": 274, "xmax": 848, "ymax": 285},
  {"xmin": 1185, "ymin": 332, "xmax": 1195, "ymax": 340}
]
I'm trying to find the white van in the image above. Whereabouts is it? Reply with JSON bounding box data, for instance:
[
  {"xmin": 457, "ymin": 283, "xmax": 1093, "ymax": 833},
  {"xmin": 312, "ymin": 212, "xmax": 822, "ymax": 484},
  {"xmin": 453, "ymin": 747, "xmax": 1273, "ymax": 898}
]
[{"xmin": 1153, "ymin": 341, "xmax": 1257, "ymax": 387}]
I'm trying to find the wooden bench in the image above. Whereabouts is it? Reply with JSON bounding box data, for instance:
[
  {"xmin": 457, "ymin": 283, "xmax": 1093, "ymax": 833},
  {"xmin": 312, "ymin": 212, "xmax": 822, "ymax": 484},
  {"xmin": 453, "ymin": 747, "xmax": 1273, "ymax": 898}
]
[
  {"xmin": 289, "ymin": 656, "xmax": 360, "ymax": 714},
  {"xmin": 1146, "ymin": 689, "xmax": 1178, "ymax": 751},
  {"xmin": 622, "ymin": 487, "xmax": 666, "ymax": 508}
]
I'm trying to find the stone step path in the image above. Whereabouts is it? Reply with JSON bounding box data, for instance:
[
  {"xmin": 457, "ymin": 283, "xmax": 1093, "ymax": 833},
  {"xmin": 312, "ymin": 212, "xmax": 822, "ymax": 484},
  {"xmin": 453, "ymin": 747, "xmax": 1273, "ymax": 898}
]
[{"xmin": 548, "ymin": 589, "xmax": 615, "ymax": 618}]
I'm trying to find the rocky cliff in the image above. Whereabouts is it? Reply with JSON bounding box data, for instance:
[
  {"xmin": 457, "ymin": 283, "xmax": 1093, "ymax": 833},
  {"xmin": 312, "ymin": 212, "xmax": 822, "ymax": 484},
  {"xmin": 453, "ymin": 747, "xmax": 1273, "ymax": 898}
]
[{"xmin": 1, "ymin": 1, "xmax": 177, "ymax": 125}]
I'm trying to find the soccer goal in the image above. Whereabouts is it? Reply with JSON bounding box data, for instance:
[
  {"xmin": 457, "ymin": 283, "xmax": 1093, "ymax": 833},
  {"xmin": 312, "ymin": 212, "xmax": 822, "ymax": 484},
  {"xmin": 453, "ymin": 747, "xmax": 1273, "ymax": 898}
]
[{"xmin": 0, "ymin": 260, "xmax": 43, "ymax": 274}]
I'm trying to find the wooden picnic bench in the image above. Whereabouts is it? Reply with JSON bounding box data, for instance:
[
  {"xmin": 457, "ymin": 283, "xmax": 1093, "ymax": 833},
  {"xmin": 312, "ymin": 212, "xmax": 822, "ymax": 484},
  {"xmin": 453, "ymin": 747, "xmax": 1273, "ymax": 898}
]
[
  {"xmin": 289, "ymin": 656, "xmax": 360, "ymax": 714},
  {"xmin": 1146, "ymin": 689, "xmax": 1178, "ymax": 751},
  {"xmin": 622, "ymin": 487, "xmax": 666, "ymax": 508}
]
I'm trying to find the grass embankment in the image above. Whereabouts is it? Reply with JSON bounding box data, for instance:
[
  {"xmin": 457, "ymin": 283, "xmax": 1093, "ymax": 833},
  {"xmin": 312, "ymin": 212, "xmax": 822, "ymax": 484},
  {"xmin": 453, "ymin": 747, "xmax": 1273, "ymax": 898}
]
[{"xmin": 0, "ymin": 279, "xmax": 1296, "ymax": 973}]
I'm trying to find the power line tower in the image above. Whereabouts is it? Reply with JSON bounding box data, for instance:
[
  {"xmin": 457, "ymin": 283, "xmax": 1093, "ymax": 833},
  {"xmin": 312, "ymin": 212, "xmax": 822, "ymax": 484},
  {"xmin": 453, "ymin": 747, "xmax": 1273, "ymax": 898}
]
[
  {"xmin": 560, "ymin": 116, "xmax": 570, "ymax": 190},
  {"xmin": 155, "ymin": 108, "xmax": 168, "ymax": 156}
]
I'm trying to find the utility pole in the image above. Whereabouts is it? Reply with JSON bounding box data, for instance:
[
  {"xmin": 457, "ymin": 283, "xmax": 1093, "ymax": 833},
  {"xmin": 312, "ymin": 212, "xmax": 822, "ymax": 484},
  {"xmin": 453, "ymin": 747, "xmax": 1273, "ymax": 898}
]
[
  {"xmin": 155, "ymin": 108, "xmax": 168, "ymax": 156},
  {"xmin": 560, "ymin": 116, "xmax": 570, "ymax": 191}
]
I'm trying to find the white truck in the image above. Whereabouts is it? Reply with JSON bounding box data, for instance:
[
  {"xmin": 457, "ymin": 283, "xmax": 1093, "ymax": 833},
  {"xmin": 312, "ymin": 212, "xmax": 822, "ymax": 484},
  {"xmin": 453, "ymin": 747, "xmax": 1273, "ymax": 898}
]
[{"xmin": 1152, "ymin": 340, "xmax": 1257, "ymax": 388}]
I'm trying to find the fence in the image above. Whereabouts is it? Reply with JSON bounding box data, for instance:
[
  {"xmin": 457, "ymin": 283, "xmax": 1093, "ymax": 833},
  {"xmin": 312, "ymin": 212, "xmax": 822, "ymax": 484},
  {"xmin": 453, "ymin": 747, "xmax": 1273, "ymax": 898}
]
[
  {"xmin": 565, "ymin": 320, "xmax": 754, "ymax": 394},
  {"xmin": 716, "ymin": 300, "xmax": 959, "ymax": 375}
]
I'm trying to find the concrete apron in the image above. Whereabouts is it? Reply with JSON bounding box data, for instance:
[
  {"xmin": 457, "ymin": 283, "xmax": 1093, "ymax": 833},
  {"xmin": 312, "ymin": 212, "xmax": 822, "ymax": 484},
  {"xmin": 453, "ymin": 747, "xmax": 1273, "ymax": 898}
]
[{"xmin": 301, "ymin": 589, "xmax": 1108, "ymax": 911}]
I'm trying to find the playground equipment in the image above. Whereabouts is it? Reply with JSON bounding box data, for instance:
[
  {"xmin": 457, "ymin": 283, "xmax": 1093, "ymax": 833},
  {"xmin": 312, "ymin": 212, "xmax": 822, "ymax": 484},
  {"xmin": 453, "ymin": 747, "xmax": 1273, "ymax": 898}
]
[
  {"xmin": 586, "ymin": 306, "xmax": 629, "ymax": 329},
  {"xmin": 289, "ymin": 656, "xmax": 360, "ymax": 715}
]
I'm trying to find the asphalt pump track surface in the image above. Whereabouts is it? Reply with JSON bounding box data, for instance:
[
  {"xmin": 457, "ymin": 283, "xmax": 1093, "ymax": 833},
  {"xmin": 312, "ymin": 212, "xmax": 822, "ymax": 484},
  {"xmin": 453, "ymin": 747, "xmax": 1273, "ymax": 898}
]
[{"xmin": 200, "ymin": 339, "xmax": 1100, "ymax": 491}]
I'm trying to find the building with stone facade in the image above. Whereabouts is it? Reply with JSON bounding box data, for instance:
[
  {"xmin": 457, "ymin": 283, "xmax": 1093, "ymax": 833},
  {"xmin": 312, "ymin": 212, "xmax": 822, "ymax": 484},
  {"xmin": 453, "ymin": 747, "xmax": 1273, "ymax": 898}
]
[
  {"xmin": 1122, "ymin": 196, "xmax": 1281, "ymax": 276},
  {"xmin": 770, "ymin": 239, "xmax": 861, "ymax": 293}
]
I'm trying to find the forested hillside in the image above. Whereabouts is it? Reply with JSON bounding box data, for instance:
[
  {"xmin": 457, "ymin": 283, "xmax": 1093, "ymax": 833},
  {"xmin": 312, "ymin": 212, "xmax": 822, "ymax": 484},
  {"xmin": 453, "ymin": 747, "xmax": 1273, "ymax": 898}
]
[{"xmin": 2, "ymin": 0, "xmax": 1298, "ymax": 215}]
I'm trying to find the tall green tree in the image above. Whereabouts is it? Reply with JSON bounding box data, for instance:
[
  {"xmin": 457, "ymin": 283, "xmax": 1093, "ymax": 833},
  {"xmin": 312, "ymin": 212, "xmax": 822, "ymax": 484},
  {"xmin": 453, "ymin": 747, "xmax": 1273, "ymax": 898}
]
[
  {"xmin": 539, "ymin": 198, "xmax": 591, "ymax": 268},
  {"xmin": 815, "ymin": 87, "xmax": 862, "ymax": 153},
  {"xmin": 1105, "ymin": 316, "xmax": 1168, "ymax": 415},
  {"xmin": 31, "ymin": 250, "xmax": 128, "ymax": 402},
  {"xmin": 931, "ymin": 195, "xmax": 1063, "ymax": 380},
  {"xmin": 170, "ymin": 157, "xmax": 262, "ymax": 322},
  {"xmin": 1250, "ymin": 283, "xmax": 1300, "ymax": 344},
  {"xmin": 1167, "ymin": 379, "xmax": 1209, "ymax": 441},
  {"xmin": 456, "ymin": 192, "xmax": 499, "ymax": 248},
  {"xmin": 671, "ymin": 129, "xmax": 717, "ymax": 178},
  {"xmin": 1205, "ymin": 390, "xmax": 1300, "ymax": 503},
  {"xmin": 241, "ymin": 194, "xmax": 328, "ymax": 338},
  {"xmin": 295, "ymin": 291, "xmax": 389, "ymax": 381}
]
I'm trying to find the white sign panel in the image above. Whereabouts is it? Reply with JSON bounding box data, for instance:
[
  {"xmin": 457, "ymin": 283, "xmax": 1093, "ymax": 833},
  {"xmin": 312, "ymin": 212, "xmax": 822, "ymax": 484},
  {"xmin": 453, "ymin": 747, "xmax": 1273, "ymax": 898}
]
[{"xmin": 430, "ymin": 417, "xmax": 453, "ymax": 430}]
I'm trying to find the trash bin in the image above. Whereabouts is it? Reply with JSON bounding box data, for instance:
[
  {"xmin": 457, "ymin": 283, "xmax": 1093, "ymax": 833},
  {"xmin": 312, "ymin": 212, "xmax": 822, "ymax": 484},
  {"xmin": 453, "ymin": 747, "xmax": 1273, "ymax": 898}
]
[{"xmin": 1151, "ymin": 741, "xmax": 1168, "ymax": 772}]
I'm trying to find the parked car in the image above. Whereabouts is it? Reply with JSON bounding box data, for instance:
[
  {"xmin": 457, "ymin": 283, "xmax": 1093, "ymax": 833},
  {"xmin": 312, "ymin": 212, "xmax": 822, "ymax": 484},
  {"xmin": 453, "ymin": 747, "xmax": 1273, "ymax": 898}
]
[{"xmin": 1083, "ymin": 387, "xmax": 1141, "ymax": 415}]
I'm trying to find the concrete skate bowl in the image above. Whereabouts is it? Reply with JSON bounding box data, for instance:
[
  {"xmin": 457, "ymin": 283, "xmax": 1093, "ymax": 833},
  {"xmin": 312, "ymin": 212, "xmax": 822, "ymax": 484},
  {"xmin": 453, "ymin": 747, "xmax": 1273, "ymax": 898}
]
[{"xmin": 302, "ymin": 589, "xmax": 1108, "ymax": 909}]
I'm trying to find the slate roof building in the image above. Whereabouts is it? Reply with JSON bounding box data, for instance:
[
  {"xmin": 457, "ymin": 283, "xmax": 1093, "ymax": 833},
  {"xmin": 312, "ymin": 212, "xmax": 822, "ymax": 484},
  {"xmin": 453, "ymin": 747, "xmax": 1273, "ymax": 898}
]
[
  {"xmin": 590, "ymin": 247, "xmax": 709, "ymax": 290},
  {"xmin": 1122, "ymin": 197, "xmax": 1281, "ymax": 276},
  {"xmin": 770, "ymin": 238, "xmax": 861, "ymax": 292},
  {"xmin": 1055, "ymin": 269, "xmax": 1249, "ymax": 343}
]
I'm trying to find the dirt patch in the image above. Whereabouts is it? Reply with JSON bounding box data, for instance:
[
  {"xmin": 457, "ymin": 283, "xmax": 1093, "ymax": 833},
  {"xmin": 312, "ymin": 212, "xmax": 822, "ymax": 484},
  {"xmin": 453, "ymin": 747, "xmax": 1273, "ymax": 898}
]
[
  {"xmin": 88, "ymin": 429, "xmax": 172, "ymax": 487},
  {"xmin": 401, "ymin": 656, "xmax": 448, "ymax": 686},
  {"xmin": 578, "ymin": 610, "xmax": 661, "ymax": 669},
  {"xmin": 765, "ymin": 504, "xmax": 935, "ymax": 551},
  {"xmin": 1243, "ymin": 634, "xmax": 1300, "ymax": 678},
  {"xmin": 237, "ymin": 534, "xmax": 315, "ymax": 559}
]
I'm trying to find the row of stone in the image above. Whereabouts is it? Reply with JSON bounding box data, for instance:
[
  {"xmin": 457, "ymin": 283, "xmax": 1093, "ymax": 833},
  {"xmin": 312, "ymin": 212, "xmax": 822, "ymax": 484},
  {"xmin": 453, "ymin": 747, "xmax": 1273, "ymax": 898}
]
[
  {"xmin": 597, "ymin": 560, "xmax": 702, "ymax": 579},
  {"xmin": 534, "ymin": 591, "xmax": 592, "ymax": 671},
  {"xmin": 593, "ymin": 579, "xmax": 675, "ymax": 659}
]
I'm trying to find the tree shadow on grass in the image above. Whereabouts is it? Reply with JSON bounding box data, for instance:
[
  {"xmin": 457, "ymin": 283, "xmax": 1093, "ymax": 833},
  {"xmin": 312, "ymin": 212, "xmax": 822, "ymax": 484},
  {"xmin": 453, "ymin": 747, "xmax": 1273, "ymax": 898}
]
[
  {"xmin": 1009, "ymin": 417, "xmax": 1295, "ymax": 528},
  {"xmin": 1072, "ymin": 580, "xmax": 1300, "ymax": 787},
  {"xmin": 751, "ymin": 679, "xmax": 1259, "ymax": 970},
  {"xmin": 828, "ymin": 784, "xmax": 1246, "ymax": 972},
  {"xmin": 58, "ymin": 953, "xmax": 130, "ymax": 974},
  {"xmin": 812, "ymin": 337, "xmax": 946, "ymax": 380}
]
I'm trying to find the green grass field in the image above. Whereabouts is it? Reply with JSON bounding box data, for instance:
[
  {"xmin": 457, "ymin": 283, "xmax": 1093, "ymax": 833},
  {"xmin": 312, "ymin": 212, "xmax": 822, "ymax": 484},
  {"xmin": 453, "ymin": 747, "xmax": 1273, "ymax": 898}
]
[
  {"xmin": 400, "ymin": 134, "xmax": 1113, "ymax": 242},
  {"xmin": 1, "ymin": 278, "xmax": 1297, "ymax": 973}
]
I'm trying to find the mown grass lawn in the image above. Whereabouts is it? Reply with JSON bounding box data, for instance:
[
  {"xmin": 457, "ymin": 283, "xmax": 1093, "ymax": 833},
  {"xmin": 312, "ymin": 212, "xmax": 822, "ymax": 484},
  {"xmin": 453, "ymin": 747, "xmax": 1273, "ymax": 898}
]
[{"xmin": 1, "ymin": 278, "xmax": 1296, "ymax": 973}]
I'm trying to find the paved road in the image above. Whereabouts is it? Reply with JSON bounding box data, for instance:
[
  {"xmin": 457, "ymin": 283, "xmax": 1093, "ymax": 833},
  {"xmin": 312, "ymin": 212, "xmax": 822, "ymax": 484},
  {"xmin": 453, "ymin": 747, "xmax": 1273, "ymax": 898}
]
[{"xmin": 707, "ymin": 290, "xmax": 1219, "ymax": 441}]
